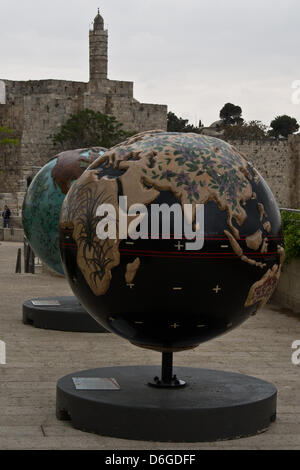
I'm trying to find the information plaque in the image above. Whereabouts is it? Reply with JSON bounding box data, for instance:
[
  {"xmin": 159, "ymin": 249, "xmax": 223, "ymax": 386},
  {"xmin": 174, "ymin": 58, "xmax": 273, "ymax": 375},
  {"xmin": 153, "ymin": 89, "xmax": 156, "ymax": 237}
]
[{"xmin": 72, "ymin": 377, "xmax": 120, "ymax": 390}]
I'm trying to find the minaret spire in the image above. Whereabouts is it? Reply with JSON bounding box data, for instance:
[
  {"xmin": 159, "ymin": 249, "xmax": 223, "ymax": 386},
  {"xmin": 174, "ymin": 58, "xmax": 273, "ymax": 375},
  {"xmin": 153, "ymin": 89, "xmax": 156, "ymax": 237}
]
[
  {"xmin": 93, "ymin": 8, "xmax": 104, "ymax": 31},
  {"xmin": 89, "ymin": 9, "xmax": 108, "ymax": 81}
]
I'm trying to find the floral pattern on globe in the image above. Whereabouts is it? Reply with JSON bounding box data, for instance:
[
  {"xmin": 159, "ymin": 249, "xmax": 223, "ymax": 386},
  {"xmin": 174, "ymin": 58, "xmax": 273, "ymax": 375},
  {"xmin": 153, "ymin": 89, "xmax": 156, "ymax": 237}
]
[{"xmin": 61, "ymin": 131, "xmax": 283, "ymax": 298}]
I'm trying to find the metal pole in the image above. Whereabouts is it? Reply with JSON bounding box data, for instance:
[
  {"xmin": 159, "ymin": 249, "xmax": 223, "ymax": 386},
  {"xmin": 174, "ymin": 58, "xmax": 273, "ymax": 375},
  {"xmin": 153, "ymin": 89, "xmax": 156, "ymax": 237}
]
[
  {"xmin": 161, "ymin": 352, "xmax": 173, "ymax": 385},
  {"xmin": 15, "ymin": 248, "xmax": 21, "ymax": 273},
  {"xmin": 24, "ymin": 237, "xmax": 28, "ymax": 273},
  {"xmin": 148, "ymin": 352, "xmax": 186, "ymax": 388},
  {"xmin": 25, "ymin": 244, "xmax": 30, "ymax": 273},
  {"xmin": 29, "ymin": 248, "xmax": 35, "ymax": 274}
]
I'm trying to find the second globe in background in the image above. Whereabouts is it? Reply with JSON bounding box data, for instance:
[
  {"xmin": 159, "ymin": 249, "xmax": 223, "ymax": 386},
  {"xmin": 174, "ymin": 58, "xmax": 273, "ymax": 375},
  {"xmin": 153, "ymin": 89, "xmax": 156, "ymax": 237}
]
[{"xmin": 22, "ymin": 147, "xmax": 107, "ymax": 274}]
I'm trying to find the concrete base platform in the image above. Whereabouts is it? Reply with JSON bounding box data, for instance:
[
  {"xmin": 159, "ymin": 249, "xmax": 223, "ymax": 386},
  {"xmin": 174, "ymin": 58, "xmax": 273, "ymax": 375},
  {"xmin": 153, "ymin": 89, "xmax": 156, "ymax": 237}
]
[
  {"xmin": 56, "ymin": 366, "xmax": 277, "ymax": 442},
  {"xmin": 1, "ymin": 241, "xmax": 299, "ymax": 450},
  {"xmin": 23, "ymin": 296, "xmax": 108, "ymax": 333}
]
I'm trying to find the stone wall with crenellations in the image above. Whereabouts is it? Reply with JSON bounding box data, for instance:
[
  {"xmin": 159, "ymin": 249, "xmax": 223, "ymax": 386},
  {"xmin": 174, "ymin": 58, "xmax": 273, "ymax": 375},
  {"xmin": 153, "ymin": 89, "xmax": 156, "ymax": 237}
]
[
  {"xmin": 0, "ymin": 10, "xmax": 167, "ymax": 196},
  {"xmin": 0, "ymin": 10, "xmax": 298, "ymax": 212},
  {"xmin": 228, "ymin": 137, "xmax": 299, "ymax": 209},
  {"xmin": 0, "ymin": 77, "xmax": 167, "ymax": 196},
  {"xmin": 272, "ymin": 258, "xmax": 300, "ymax": 313},
  {"xmin": 1, "ymin": 132, "xmax": 299, "ymax": 216}
]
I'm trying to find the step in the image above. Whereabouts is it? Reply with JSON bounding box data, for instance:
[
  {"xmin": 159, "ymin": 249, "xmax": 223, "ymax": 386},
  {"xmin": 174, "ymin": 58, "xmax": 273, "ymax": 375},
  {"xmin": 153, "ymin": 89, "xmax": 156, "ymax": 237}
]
[{"xmin": 0, "ymin": 228, "xmax": 24, "ymax": 242}]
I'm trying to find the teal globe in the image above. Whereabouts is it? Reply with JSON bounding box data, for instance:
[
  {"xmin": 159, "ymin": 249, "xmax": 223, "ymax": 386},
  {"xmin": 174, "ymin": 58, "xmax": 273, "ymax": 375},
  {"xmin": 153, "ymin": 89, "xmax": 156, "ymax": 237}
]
[{"xmin": 22, "ymin": 147, "xmax": 107, "ymax": 274}]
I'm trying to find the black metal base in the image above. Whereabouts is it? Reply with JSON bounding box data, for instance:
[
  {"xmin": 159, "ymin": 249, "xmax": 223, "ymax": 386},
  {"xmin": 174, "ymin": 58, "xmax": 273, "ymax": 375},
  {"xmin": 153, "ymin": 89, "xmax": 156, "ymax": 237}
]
[
  {"xmin": 56, "ymin": 366, "xmax": 277, "ymax": 442},
  {"xmin": 148, "ymin": 352, "xmax": 186, "ymax": 388},
  {"xmin": 148, "ymin": 375, "xmax": 186, "ymax": 388},
  {"xmin": 23, "ymin": 296, "xmax": 108, "ymax": 333}
]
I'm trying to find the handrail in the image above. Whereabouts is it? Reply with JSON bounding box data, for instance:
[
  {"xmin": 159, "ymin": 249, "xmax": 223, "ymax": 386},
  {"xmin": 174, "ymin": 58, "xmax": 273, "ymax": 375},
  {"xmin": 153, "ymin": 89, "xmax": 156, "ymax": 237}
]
[{"xmin": 280, "ymin": 208, "xmax": 300, "ymax": 213}]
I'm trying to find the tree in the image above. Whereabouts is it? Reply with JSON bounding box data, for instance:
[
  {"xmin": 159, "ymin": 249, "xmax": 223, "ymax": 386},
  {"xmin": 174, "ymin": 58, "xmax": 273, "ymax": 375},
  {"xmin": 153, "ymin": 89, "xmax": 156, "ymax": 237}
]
[
  {"xmin": 269, "ymin": 115, "xmax": 299, "ymax": 138},
  {"xmin": 167, "ymin": 111, "xmax": 203, "ymax": 133},
  {"xmin": 167, "ymin": 111, "xmax": 189, "ymax": 132},
  {"xmin": 220, "ymin": 103, "xmax": 243, "ymax": 125},
  {"xmin": 53, "ymin": 109, "xmax": 131, "ymax": 150},
  {"xmin": 224, "ymin": 120, "xmax": 268, "ymax": 140}
]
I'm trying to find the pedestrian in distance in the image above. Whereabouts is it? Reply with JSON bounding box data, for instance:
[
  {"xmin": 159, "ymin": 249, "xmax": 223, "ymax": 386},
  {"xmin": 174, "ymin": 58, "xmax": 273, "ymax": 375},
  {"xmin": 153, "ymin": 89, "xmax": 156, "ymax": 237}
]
[{"xmin": 2, "ymin": 205, "xmax": 11, "ymax": 228}]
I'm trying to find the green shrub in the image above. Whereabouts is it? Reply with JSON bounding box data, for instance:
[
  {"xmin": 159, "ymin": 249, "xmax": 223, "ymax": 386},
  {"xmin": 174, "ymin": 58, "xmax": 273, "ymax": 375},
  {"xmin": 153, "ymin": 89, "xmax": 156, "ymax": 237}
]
[
  {"xmin": 281, "ymin": 210, "xmax": 300, "ymax": 264},
  {"xmin": 53, "ymin": 109, "xmax": 133, "ymax": 150}
]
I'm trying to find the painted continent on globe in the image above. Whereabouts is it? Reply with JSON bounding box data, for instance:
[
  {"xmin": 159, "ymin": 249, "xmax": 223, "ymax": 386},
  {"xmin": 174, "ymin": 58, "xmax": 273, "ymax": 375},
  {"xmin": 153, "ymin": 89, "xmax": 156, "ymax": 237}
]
[{"xmin": 60, "ymin": 131, "xmax": 284, "ymax": 352}]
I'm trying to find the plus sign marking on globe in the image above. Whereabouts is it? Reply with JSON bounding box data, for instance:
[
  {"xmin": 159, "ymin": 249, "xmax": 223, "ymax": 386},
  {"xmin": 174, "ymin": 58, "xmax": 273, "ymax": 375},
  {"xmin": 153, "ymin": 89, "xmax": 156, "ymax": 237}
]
[{"xmin": 59, "ymin": 131, "xmax": 285, "ymax": 353}]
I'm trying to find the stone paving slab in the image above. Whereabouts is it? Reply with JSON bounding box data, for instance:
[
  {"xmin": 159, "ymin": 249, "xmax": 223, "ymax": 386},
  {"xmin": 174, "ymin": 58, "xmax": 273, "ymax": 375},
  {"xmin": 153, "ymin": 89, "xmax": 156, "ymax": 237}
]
[{"xmin": 0, "ymin": 241, "xmax": 299, "ymax": 450}]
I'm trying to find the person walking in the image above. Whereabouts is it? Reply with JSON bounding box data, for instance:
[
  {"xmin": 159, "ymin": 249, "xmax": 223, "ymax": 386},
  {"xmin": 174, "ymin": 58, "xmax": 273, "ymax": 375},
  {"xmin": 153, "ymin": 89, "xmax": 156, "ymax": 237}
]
[{"xmin": 2, "ymin": 205, "xmax": 11, "ymax": 228}]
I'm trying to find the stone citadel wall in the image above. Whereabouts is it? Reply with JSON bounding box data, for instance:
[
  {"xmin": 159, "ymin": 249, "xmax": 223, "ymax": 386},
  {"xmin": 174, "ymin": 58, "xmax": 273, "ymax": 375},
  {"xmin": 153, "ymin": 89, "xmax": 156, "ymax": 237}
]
[
  {"xmin": 228, "ymin": 137, "xmax": 300, "ymax": 209},
  {"xmin": 0, "ymin": 10, "xmax": 298, "ymax": 211},
  {"xmin": 0, "ymin": 78, "xmax": 167, "ymax": 194},
  {"xmin": 0, "ymin": 121, "xmax": 299, "ymax": 213},
  {"xmin": 0, "ymin": 74, "xmax": 298, "ymax": 208}
]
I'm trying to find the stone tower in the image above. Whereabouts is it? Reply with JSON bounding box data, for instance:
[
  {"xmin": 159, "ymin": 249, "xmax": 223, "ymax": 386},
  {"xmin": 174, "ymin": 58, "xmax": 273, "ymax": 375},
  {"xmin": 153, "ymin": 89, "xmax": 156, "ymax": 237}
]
[
  {"xmin": 0, "ymin": 10, "xmax": 168, "ymax": 195},
  {"xmin": 89, "ymin": 9, "xmax": 108, "ymax": 81}
]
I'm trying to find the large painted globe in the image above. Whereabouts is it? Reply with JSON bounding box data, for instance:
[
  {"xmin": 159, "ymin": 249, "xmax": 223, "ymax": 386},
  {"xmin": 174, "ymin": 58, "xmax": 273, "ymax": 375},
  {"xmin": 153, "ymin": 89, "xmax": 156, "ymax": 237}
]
[
  {"xmin": 22, "ymin": 147, "xmax": 107, "ymax": 275},
  {"xmin": 59, "ymin": 131, "xmax": 285, "ymax": 352}
]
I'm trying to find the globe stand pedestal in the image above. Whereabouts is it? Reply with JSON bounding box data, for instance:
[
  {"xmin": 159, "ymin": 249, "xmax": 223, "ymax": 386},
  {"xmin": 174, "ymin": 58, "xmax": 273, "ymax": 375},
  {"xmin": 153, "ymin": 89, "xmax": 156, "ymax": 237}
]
[
  {"xmin": 148, "ymin": 352, "xmax": 186, "ymax": 388},
  {"xmin": 22, "ymin": 296, "xmax": 108, "ymax": 333},
  {"xmin": 56, "ymin": 363, "xmax": 277, "ymax": 442}
]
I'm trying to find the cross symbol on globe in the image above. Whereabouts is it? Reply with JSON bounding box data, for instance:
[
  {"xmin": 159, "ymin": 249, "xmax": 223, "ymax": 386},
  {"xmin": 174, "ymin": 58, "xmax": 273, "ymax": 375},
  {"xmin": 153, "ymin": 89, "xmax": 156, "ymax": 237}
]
[{"xmin": 59, "ymin": 130, "xmax": 285, "ymax": 353}]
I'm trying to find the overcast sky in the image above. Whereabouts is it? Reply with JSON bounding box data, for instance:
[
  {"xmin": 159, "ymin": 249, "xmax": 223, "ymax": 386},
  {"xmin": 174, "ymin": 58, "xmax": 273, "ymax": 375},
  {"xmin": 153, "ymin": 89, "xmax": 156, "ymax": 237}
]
[{"xmin": 1, "ymin": 0, "xmax": 300, "ymax": 127}]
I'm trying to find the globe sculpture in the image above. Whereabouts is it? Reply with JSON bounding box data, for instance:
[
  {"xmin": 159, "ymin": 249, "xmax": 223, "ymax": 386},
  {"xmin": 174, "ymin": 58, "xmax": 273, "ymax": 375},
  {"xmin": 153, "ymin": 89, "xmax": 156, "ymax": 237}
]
[
  {"xmin": 60, "ymin": 131, "xmax": 284, "ymax": 351},
  {"xmin": 22, "ymin": 147, "xmax": 107, "ymax": 274},
  {"xmin": 57, "ymin": 131, "xmax": 284, "ymax": 441}
]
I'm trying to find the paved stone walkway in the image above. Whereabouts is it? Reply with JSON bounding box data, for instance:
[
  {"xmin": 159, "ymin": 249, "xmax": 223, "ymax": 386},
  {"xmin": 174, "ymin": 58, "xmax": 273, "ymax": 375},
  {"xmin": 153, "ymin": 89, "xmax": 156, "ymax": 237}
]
[{"xmin": 0, "ymin": 242, "xmax": 299, "ymax": 450}]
